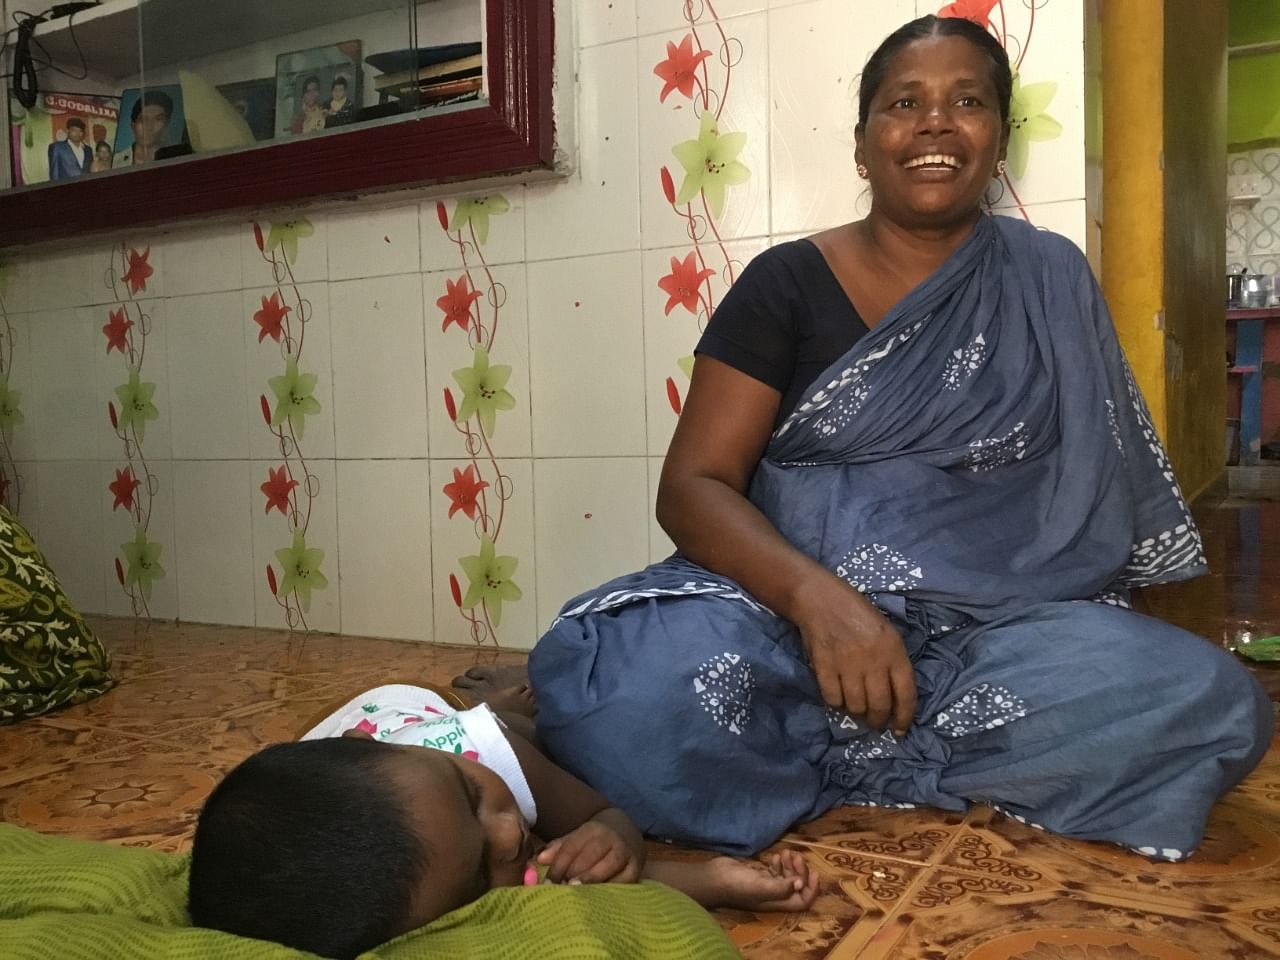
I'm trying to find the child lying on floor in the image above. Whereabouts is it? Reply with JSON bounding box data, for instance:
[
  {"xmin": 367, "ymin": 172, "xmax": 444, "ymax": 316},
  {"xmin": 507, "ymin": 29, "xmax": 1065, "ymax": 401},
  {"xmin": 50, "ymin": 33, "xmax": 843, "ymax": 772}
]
[{"xmin": 188, "ymin": 682, "xmax": 818, "ymax": 960}]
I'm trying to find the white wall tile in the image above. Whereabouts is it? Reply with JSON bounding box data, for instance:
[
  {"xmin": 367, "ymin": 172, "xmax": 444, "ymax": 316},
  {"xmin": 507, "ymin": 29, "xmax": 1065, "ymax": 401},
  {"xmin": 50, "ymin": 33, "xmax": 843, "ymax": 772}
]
[
  {"xmin": 2, "ymin": 310, "xmax": 36, "ymax": 463},
  {"xmin": 165, "ymin": 292, "xmax": 250, "ymax": 459},
  {"xmin": 97, "ymin": 298, "xmax": 173, "ymax": 462},
  {"xmin": 172, "ymin": 459, "xmax": 256, "ymax": 626},
  {"xmin": 26, "ymin": 248, "xmax": 96, "ymax": 311},
  {"xmin": 525, "ymin": 41, "xmax": 641, "ymax": 260},
  {"xmin": 429, "ymin": 458, "xmax": 538, "ymax": 649},
  {"xmin": 329, "ymin": 273, "xmax": 429, "ymax": 459},
  {"xmin": 161, "ymin": 223, "xmax": 243, "ymax": 296},
  {"xmin": 27, "ymin": 308, "xmax": 99, "ymax": 461},
  {"xmin": 0, "ymin": 252, "xmax": 30, "ymax": 314},
  {"xmin": 11, "ymin": 462, "xmax": 38, "ymax": 540},
  {"xmin": 769, "ymin": 0, "xmax": 915, "ymax": 236},
  {"xmin": 640, "ymin": 237, "xmax": 768, "ymax": 455},
  {"xmin": 533, "ymin": 457, "xmax": 650, "ymax": 628},
  {"xmin": 252, "ymin": 458, "xmax": 340, "ymax": 633},
  {"xmin": 244, "ymin": 282, "xmax": 336, "ymax": 460},
  {"xmin": 35, "ymin": 460, "xmax": 106, "ymax": 614},
  {"xmin": 638, "ymin": 14, "xmax": 771, "ymax": 249},
  {"xmin": 527, "ymin": 252, "xmax": 646, "ymax": 457},
  {"xmin": 327, "ymin": 204, "xmax": 422, "ymax": 281},
  {"xmin": 242, "ymin": 214, "xmax": 330, "ymax": 286},
  {"xmin": 647, "ymin": 455, "xmax": 674, "ymax": 563},
  {"xmin": 638, "ymin": 0, "xmax": 767, "ymax": 37},
  {"xmin": 577, "ymin": 0, "xmax": 637, "ymax": 46},
  {"xmin": 101, "ymin": 459, "xmax": 178, "ymax": 621},
  {"xmin": 335, "ymin": 459, "xmax": 432, "ymax": 641},
  {"xmin": 421, "ymin": 188, "xmax": 528, "ymax": 271},
  {"xmin": 424, "ymin": 265, "xmax": 533, "ymax": 461}
]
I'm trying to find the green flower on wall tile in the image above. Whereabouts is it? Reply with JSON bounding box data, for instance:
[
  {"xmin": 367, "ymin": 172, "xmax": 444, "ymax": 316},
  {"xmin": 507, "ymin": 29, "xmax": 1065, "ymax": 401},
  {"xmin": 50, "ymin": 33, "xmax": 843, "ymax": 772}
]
[
  {"xmin": 449, "ymin": 196, "xmax": 510, "ymax": 246},
  {"xmin": 114, "ymin": 371, "xmax": 159, "ymax": 440},
  {"xmin": 268, "ymin": 356, "xmax": 321, "ymax": 439},
  {"xmin": 452, "ymin": 345, "xmax": 515, "ymax": 437},
  {"xmin": 0, "ymin": 377, "xmax": 23, "ymax": 432},
  {"xmin": 672, "ymin": 111, "xmax": 750, "ymax": 219},
  {"xmin": 458, "ymin": 535, "xmax": 521, "ymax": 626},
  {"xmin": 121, "ymin": 526, "xmax": 165, "ymax": 600},
  {"xmin": 265, "ymin": 219, "xmax": 315, "ymax": 265},
  {"xmin": 1006, "ymin": 74, "xmax": 1063, "ymax": 180},
  {"xmin": 676, "ymin": 355, "xmax": 695, "ymax": 381},
  {"xmin": 275, "ymin": 529, "xmax": 328, "ymax": 612}
]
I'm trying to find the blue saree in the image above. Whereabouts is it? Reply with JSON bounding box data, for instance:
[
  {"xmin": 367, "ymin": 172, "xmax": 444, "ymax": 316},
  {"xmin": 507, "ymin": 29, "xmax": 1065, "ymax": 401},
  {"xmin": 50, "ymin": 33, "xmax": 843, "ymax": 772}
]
[{"xmin": 529, "ymin": 215, "xmax": 1273, "ymax": 859}]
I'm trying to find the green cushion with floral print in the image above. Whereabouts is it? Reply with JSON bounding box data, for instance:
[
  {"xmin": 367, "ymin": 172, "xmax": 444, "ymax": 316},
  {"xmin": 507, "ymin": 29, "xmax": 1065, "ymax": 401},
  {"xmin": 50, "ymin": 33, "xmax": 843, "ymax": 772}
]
[{"xmin": 0, "ymin": 506, "xmax": 114, "ymax": 725}]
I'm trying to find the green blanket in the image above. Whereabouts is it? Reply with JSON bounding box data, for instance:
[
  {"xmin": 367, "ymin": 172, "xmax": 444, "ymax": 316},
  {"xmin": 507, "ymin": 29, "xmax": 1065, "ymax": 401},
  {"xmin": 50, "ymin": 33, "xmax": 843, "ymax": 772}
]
[
  {"xmin": 0, "ymin": 506, "xmax": 113, "ymax": 724},
  {"xmin": 0, "ymin": 826, "xmax": 740, "ymax": 959}
]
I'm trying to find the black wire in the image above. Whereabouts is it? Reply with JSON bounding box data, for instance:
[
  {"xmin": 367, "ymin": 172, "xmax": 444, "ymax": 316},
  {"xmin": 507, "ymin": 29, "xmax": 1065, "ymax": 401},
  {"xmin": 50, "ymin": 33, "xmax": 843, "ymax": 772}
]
[
  {"xmin": 6, "ymin": 4, "xmax": 90, "ymax": 107},
  {"xmin": 9, "ymin": 13, "xmax": 44, "ymax": 108}
]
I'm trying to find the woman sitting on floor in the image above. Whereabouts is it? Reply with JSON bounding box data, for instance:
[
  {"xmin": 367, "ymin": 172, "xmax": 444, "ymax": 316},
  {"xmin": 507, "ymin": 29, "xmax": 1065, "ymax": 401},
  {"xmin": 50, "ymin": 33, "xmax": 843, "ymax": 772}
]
[{"xmin": 521, "ymin": 14, "xmax": 1273, "ymax": 861}]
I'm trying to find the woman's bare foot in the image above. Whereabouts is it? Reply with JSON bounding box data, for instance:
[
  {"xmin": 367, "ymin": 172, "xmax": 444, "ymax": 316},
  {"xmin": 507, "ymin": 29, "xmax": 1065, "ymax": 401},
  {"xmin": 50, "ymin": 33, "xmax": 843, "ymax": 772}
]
[
  {"xmin": 451, "ymin": 663, "xmax": 530, "ymax": 695},
  {"xmin": 643, "ymin": 850, "xmax": 819, "ymax": 913}
]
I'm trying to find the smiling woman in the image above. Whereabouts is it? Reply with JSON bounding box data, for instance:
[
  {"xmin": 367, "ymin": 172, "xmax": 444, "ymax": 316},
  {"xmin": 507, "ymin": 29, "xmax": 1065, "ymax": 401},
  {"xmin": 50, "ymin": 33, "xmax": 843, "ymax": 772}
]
[{"xmin": 527, "ymin": 13, "xmax": 1274, "ymax": 865}]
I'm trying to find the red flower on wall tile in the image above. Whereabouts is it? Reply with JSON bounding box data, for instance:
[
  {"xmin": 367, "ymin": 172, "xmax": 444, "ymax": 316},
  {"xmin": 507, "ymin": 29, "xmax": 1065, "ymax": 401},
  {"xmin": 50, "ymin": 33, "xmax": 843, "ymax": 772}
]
[
  {"xmin": 654, "ymin": 34, "xmax": 712, "ymax": 103},
  {"xmin": 102, "ymin": 308, "xmax": 133, "ymax": 353},
  {"xmin": 109, "ymin": 466, "xmax": 141, "ymax": 512},
  {"xmin": 254, "ymin": 292, "xmax": 291, "ymax": 344},
  {"xmin": 437, "ymin": 276, "xmax": 484, "ymax": 334},
  {"xmin": 658, "ymin": 252, "xmax": 715, "ymax": 316},
  {"xmin": 443, "ymin": 464, "xmax": 489, "ymax": 520},
  {"xmin": 937, "ymin": 0, "xmax": 998, "ymax": 27},
  {"xmin": 121, "ymin": 246, "xmax": 154, "ymax": 295},
  {"xmin": 261, "ymin": 465, "xmax": 299, "ymax": 515}
]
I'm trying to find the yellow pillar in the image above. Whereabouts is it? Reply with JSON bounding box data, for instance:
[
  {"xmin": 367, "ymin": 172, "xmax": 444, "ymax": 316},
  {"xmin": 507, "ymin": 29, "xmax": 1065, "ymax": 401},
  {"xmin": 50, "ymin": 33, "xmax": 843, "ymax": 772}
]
[{"xmin": 1102, "ymin": 0, "xmax": 1166, "ymax": 437}]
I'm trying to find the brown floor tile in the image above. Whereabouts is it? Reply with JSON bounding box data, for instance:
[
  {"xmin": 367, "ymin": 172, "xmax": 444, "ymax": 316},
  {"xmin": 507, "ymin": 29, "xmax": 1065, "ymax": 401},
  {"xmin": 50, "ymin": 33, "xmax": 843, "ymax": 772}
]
[{"xmin": 786, "ymin": 805, "xmax": 968, "ymax": 864}]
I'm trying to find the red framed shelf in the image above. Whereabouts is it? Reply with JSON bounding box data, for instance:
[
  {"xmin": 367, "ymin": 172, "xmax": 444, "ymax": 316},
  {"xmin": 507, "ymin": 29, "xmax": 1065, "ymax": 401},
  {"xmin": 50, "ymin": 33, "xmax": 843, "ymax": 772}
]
[{"xmin": 0, "ymin": 0, "xmax": 554, "ymax": 248}]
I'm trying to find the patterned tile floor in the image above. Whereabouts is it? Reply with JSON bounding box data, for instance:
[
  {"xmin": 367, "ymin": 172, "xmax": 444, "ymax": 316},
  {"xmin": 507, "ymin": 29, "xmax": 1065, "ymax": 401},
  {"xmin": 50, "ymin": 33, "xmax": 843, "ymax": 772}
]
[{"xmin": 3, "ymin": 489, "xmax": 1279, "ymax": 959}]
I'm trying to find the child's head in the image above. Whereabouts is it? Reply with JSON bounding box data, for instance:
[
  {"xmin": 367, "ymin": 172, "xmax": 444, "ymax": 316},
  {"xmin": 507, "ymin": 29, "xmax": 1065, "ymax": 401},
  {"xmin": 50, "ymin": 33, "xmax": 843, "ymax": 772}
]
[{"xmin": 188, "ymin": 733, "xmax": 534, "ymax": 959}]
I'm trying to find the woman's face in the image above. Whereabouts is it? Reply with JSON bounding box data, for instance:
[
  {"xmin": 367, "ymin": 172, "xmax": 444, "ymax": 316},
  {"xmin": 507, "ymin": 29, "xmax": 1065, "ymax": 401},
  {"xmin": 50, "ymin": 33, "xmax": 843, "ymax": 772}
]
[
  {"xmin": 303, "ymin": 82, "xmax": 320, "ymax": 106},
  {"xmin": 855, "ymin": 34, "xmax": 1008, "ymax": 230}
]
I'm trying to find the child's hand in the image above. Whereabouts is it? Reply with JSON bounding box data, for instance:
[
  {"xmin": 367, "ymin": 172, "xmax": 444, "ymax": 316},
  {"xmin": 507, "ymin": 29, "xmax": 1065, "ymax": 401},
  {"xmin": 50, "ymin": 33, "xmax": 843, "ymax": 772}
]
[{"xmin": 537, "ymin": 821, "xmax": 642, "ymax": 885}]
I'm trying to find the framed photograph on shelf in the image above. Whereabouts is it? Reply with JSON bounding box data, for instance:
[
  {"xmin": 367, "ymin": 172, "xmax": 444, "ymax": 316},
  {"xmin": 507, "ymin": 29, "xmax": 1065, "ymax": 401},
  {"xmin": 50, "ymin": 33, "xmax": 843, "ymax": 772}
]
[
  {"xmin": 216, "ymin": 78, "xmax": 278, "ymax": 142},
  {"xmin": 9, "ymin": 91, "xmax": 120, "ymax": 186},
  {"xmin": 275, "ymin": 41, "xmax": 363, "ymax": 137},
  {"xmin": 113, "ymin": 86, "xmax": 188, "ymax": 169}
]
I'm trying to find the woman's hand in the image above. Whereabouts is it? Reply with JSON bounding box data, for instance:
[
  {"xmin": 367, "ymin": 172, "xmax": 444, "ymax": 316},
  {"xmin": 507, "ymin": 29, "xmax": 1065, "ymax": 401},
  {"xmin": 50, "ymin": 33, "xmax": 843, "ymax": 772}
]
[{"xmin": 789, "ymin": 571, "xmax": 916, "ymax": 736}]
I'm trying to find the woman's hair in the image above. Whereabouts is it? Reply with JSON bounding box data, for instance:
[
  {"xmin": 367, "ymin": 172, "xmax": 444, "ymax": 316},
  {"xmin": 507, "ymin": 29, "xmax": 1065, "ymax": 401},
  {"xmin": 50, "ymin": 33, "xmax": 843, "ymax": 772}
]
[
  {"xmin": 857, "ymin": 15, "xmax": 1013, "ymax": 126},
  {"xmin": 188, "ymin": 738, "xmax": 429, "ymax": 960}
]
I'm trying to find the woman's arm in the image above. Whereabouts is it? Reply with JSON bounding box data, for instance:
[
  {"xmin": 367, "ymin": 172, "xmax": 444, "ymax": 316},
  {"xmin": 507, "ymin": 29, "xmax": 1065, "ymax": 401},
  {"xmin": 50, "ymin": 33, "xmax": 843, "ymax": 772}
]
[{"xmin": 656, "ymin": 355, "xmax": 916, "ymax": 735}]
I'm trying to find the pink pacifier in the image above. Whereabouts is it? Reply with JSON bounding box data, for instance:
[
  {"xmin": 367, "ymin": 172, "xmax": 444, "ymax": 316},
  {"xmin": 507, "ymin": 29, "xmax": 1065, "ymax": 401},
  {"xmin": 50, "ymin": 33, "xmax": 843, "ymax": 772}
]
[{"xmin": 522, "ymin": 864, "xmax": 539, "ymax": 887}]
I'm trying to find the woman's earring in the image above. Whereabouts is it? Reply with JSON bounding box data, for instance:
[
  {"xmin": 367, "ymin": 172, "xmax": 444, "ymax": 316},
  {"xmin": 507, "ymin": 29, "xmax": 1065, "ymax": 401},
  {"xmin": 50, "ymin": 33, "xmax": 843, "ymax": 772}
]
[
  {"xmin": 995, "ymin": 159, "xmax": 1007, "ymax": 177},
  {"xmin": 856, "ymin": 163, "xmax": 869, "ymax": 180}
]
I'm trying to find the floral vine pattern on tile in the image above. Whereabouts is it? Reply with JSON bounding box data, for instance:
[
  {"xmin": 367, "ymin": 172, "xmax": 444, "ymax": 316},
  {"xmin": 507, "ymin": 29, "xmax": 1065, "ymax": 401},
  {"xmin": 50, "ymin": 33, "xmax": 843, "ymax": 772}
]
[
  {"xmin": 434, "ymin": 196, "xmax": 522, "ymax": 646},
  {"xmin": 104, "ymin": 244, "xmax": 164, "ymax": 615},
  {"xmin": 252, "ymin": 219, "xmax": 327, "ymax": 629},
  {"xmin": 653, "ymin": 0, "xmax": 750, "ymax": 415},
  {"xmin": 939, "ymin": 0, "xmax": 1062, "ymax": 223},
  {"xmin": 0, "ymin": 261, "xmax": 23, "ymax": 514}
]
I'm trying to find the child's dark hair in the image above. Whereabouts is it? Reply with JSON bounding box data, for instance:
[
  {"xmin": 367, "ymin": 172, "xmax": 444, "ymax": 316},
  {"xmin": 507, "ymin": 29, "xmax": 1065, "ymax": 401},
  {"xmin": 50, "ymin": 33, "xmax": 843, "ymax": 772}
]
[
  {"xmin": 857, "ymin": 15, "xmax": 1013, "ymax": 126},
  {"xmin": 189, "ymin": 737, "xmax": 428, "ymax": 960}
]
